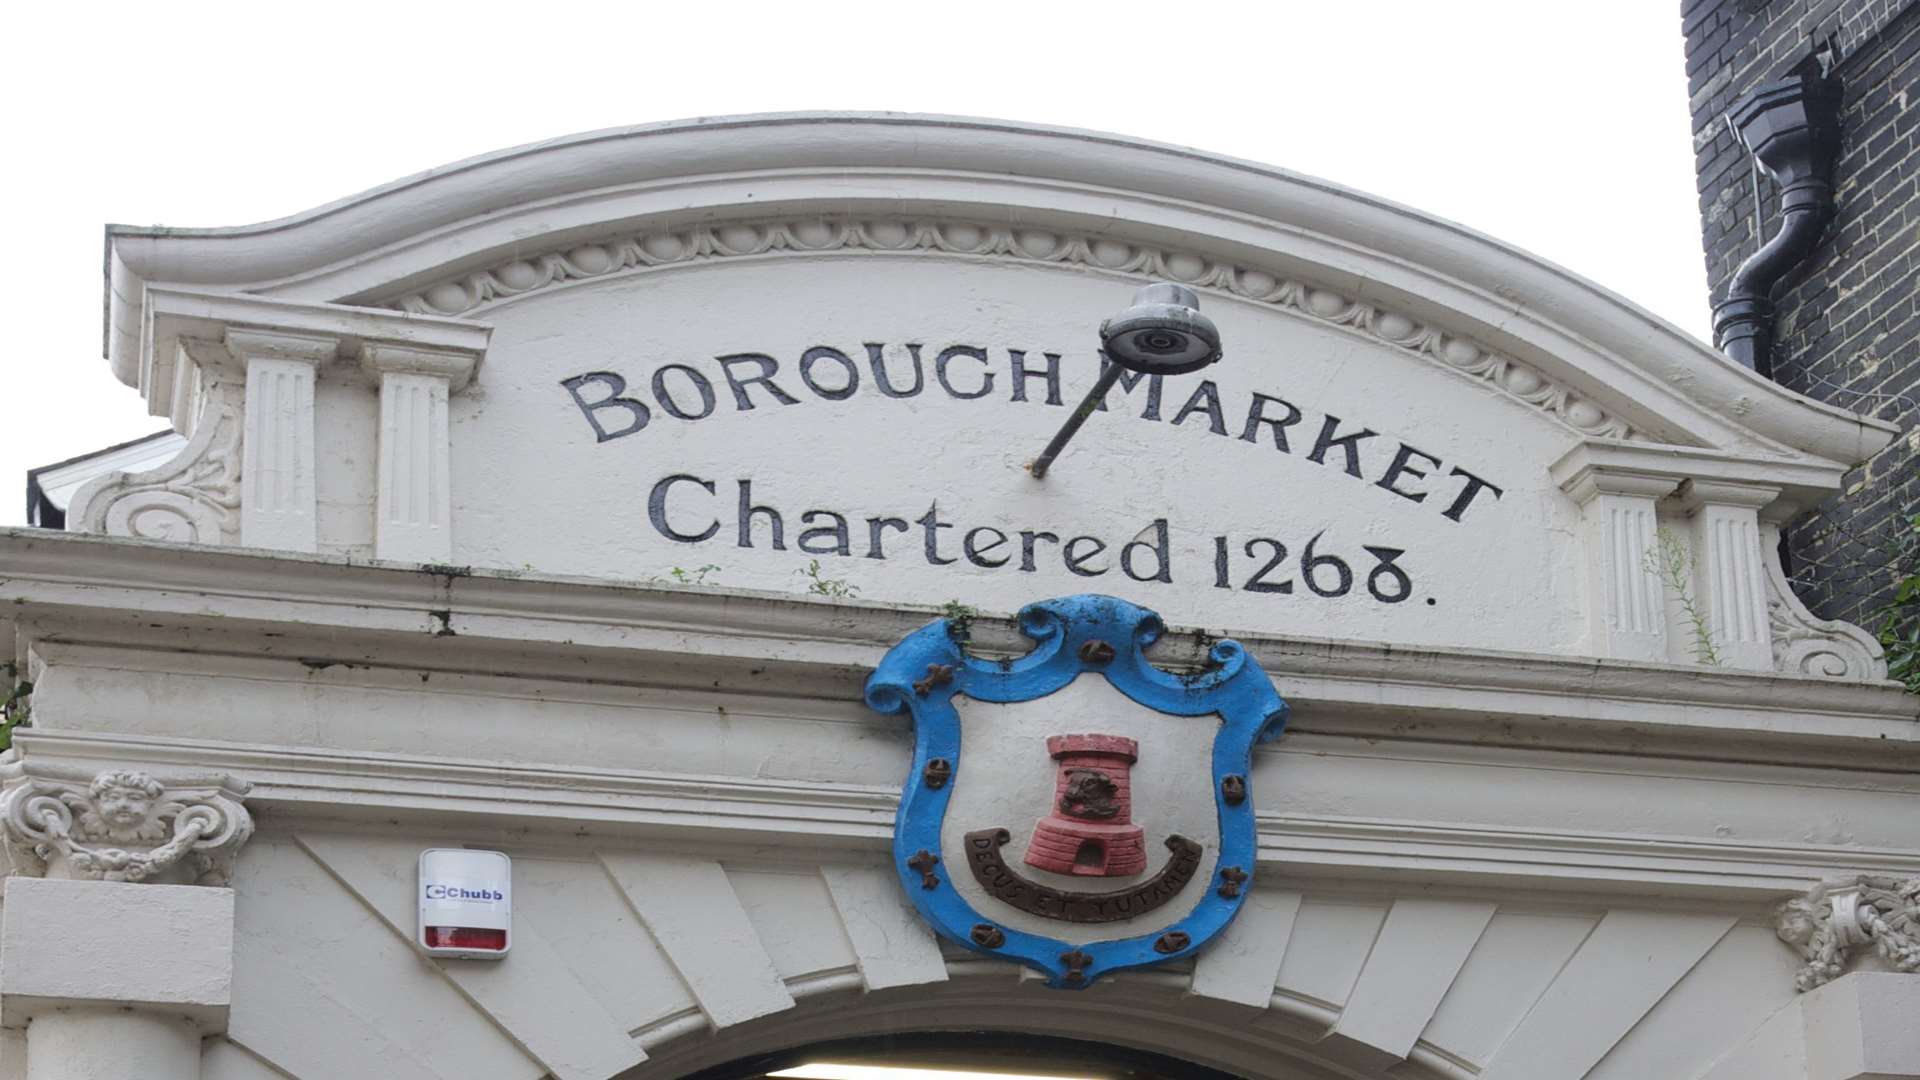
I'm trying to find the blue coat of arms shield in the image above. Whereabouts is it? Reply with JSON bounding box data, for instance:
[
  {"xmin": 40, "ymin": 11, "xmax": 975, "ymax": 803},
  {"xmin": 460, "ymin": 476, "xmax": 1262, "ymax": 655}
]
[{"xmin": 865, "ymin": 594, "xmax": 1288, "ymax": 988}]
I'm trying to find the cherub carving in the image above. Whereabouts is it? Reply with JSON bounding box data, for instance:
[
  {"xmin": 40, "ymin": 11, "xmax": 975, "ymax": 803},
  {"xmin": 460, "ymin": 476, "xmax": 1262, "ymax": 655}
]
[
  {"xmin": 0, "ymin": 765, "xmax": 251, "ymax": 886},
  {"xmin": 1776, "ymin": 875, "xmax": 1920, "ymax": 991},
  {"xmin": 72, "ymin": 769, "xmax": 171, "ymax": 844},
  {"xmin": 1775, "ymin": 882, "xmax": 1849, "ymax": 991}
]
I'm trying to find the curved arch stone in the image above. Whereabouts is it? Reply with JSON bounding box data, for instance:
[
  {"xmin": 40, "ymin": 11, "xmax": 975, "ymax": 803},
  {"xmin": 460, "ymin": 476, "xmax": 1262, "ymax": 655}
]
[{"xmin": 628, "ymin": 967, "xmax": 1462, "ymax": 1080}]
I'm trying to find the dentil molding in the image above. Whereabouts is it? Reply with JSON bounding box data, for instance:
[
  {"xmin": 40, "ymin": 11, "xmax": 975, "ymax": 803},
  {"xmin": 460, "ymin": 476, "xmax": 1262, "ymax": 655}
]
[
  {"xmin": 1776, "ymin": 874, "xmax": 1920, "ymax": 991},
  {"xmin": 0, "ymin": 763, "xmax": 252, "ymax": 886},
  {"xmin": 386, "ymin": 215, "xmax": 1639, "ymax": 442}
]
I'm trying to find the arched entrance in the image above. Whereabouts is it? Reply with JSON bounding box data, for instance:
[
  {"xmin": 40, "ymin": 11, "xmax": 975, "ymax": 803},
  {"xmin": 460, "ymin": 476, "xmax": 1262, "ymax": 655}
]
[
  {"xmin": 627, "ymin": 968, "xmax": 1457, "ymax": 1080},
  {"xmin": 679, "ymin": 1031, "xmax": 1245, "ymax": 1080}
]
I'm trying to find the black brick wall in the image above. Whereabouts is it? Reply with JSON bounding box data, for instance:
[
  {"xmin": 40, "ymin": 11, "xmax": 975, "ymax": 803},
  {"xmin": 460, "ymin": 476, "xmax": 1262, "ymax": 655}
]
[{"xmin": 1684, "ymin": 0, "xmax": 1919, "ymax": 631}]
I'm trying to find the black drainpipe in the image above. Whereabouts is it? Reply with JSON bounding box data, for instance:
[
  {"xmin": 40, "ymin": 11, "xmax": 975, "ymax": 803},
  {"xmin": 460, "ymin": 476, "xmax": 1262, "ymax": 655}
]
[{"xmin": 1711, "ymin": 54, "xmax": 1843, "ymax": 380}]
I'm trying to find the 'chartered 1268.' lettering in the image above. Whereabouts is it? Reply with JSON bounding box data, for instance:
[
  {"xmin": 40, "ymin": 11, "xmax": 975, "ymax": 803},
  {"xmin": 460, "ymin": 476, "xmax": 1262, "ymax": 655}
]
[
  {"xmin": 644, "ymin": 473, "xmax": 1423, "ymax": 607},
  {"xmin": 561, "ymin": 341, "xmax": 1506, "ymax": 525}
]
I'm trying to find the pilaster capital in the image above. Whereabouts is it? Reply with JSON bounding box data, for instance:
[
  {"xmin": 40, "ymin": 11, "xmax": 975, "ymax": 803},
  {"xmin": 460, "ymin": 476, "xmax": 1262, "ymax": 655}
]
[
  {"xmin": 1775, "ymin": 874, "xmax": 1920, "ymax": 992},
  {"xmin": 1678, "ymin": 477, "xmax": 1781, "ymax": 513},
  {"xmin": 1556, "ymin": 466, "xmax": 1679, "ymax": 506},
  {"xmin": 360, "ymin": 341, "xmax": 481, "ymax": 391},
  {"xmin": 0, "ymin": 763, "xmax": 252, "ymax": 886},
  {"xmin": 223, "ymin": 327, "xmax": 339, "ymax": 368}
]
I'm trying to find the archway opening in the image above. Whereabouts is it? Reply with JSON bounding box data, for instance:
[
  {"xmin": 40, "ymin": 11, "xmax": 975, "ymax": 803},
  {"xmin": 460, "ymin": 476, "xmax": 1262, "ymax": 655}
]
[
  {"xmin": 630, "ymin": 968, "xmax": 1424, "ymax": 1080},
  {"xmin": 678, "ymin": 1032, "xmax": 1247, "ymax": 1080}
]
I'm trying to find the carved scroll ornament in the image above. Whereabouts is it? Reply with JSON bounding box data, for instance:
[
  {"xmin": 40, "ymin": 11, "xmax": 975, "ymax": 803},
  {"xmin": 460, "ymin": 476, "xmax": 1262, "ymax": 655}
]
[
  {"xmin": 70, "ymin": 376, "xmax": 245, "ymax": 546},
  {"xmin": 1762, "ymin": 537, "xmax": 1888, "ymax": 682},
  {"xmin": 0, "ymin": 764, "xmax": 252, "ymax": 886},
  {"xmin": 1775, "ymin": 874, "xmax": 1920, "ymax": 991}
]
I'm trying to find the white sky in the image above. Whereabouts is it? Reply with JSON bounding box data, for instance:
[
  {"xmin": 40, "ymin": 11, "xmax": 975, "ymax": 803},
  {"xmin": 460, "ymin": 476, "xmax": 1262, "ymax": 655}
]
[{"xmin": 1, "ymin": 2, "xmax": 1712, "ymax": 526}]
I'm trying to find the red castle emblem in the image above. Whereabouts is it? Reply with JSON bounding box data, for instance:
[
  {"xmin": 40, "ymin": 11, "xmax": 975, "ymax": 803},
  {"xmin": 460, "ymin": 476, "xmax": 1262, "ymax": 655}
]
[{"xmin": 1026, "ymin": 734, "xmax": 1148, "ymax": 877}]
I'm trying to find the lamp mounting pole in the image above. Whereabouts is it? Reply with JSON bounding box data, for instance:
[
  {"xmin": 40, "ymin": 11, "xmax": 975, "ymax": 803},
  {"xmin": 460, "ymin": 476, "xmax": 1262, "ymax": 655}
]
[
  {"xmin": 1028, "ymin": 362, "xmax": 1125, "ymax": 480},
  {"xmin": 1026, "ymin": 282, "xmax": 1224, "ymax": 480}
]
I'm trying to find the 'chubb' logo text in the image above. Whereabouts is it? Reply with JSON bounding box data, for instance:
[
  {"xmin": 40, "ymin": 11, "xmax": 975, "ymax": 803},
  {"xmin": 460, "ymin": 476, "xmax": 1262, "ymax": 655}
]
[{"xmin": 424, "ymin": 884, "xmax": 504, "ymax": 902}]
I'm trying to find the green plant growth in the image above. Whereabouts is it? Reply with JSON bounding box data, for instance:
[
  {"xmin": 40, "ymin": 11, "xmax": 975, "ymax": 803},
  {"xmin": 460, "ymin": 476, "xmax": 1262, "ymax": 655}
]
[
  {"xmin": 2, "ymin": 663, "xmax": 31, "ymax": 753},
  {"xmin": 653, "ymin": 564, "xmax": 721, "ymax": 587},
  {"xmin": 940, "ymin": 599, "xmax": 980, "ymax": 645},
  {"xmin": 1643, "ymin": 528, "xmax": 1722, "ymax": 666},
  {"xmin": 1879, "ymin": 513, "xmax": 1920, "ymax": 694},
  {"xmin": 796, "ymin": 559, "xmax": 860, "ymax": 599}
]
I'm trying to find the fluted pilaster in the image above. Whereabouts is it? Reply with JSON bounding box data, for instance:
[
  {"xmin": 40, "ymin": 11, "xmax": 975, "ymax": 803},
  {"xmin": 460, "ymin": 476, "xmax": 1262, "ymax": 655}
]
[
  {"xmin": 1561, "ymin": 470, "xmax": 1677, "ymax": 663},
  {"xmin": 360, "ymin": 343, "xmax": 479, "ymax": 564},
  {"xmin": 1680, "ymin": 480, "xmax": 1779, "ymax": 671},
  {"xmin": 231, "ymin": 329, "xmax": 334, "ymax": 554}
]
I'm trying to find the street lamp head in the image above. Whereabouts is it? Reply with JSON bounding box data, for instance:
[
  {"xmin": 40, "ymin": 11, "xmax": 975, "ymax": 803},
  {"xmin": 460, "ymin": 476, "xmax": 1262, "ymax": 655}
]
[
  {"xmin": 1098, "ymin": 282, "xmax": 1222, "ymax": 376},
  {"xmin": 1028, "ymin": 281, "xmax": 1225, "ymax": 479}
]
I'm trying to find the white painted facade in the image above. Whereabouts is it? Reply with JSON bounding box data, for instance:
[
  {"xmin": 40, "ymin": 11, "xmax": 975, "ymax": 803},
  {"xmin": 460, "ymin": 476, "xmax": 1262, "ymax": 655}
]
[{"xmin": 1, "ymin": 114, "xmax": 1916, "ymax": 1079}]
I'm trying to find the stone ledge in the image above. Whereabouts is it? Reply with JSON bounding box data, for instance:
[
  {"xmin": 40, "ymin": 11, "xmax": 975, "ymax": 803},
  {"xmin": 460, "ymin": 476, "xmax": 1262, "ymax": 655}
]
[
  {"xmin": 16, "ymin": 730, "xmax": 1920, "ymax": 904},
  {"xmin": 4, "ymin": 529, "xmax": 1915, "ymax": 769}
]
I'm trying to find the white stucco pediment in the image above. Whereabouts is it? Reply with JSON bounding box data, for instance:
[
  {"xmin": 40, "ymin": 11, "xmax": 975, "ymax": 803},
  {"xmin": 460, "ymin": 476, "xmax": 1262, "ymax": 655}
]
[{"xmin": 83, "ymin": 113, "xmax": 1897, "ymax": 677}]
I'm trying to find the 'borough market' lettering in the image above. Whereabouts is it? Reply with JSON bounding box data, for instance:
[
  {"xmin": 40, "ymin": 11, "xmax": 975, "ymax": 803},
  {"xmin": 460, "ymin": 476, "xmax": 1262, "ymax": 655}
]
[{"xmin": 560, "ymin": 342, "xmax": 1506, "ymax": 524}]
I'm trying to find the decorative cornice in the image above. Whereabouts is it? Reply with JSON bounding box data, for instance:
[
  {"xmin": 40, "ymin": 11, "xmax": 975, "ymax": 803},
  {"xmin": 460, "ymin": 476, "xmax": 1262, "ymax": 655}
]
[
  {"xmin": 0, "ymin": 762, "xmax": 252, "ymax": 885},
  {"xmin": 3, "ymin": 528, "xmax": 1914, "ymax": 766},
  {"xmin": 1775, "ymin": 874, "xmax": 1920, "ymax": 990},
  {"xmin": 385, "ymin": 216, "xmax": 1637, "ymax": 442},
  {"xmin": 99, "ymin": 115, "xmax": 1900, "ymax": 471}
]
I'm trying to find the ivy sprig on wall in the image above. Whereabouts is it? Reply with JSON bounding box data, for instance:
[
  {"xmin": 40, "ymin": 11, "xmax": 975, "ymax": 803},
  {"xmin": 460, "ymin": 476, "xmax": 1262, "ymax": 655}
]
[
  {"xmin": 1879, "ymin": 513, "xmax": 1920, "ymax": 694},
  {"xmin": 1, "ymin": 662, "xmax": 31, "ymax": 753},
  {"xmin": 1643, "ymin": 529, "xmax": 1722, "ymax": 666}
]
